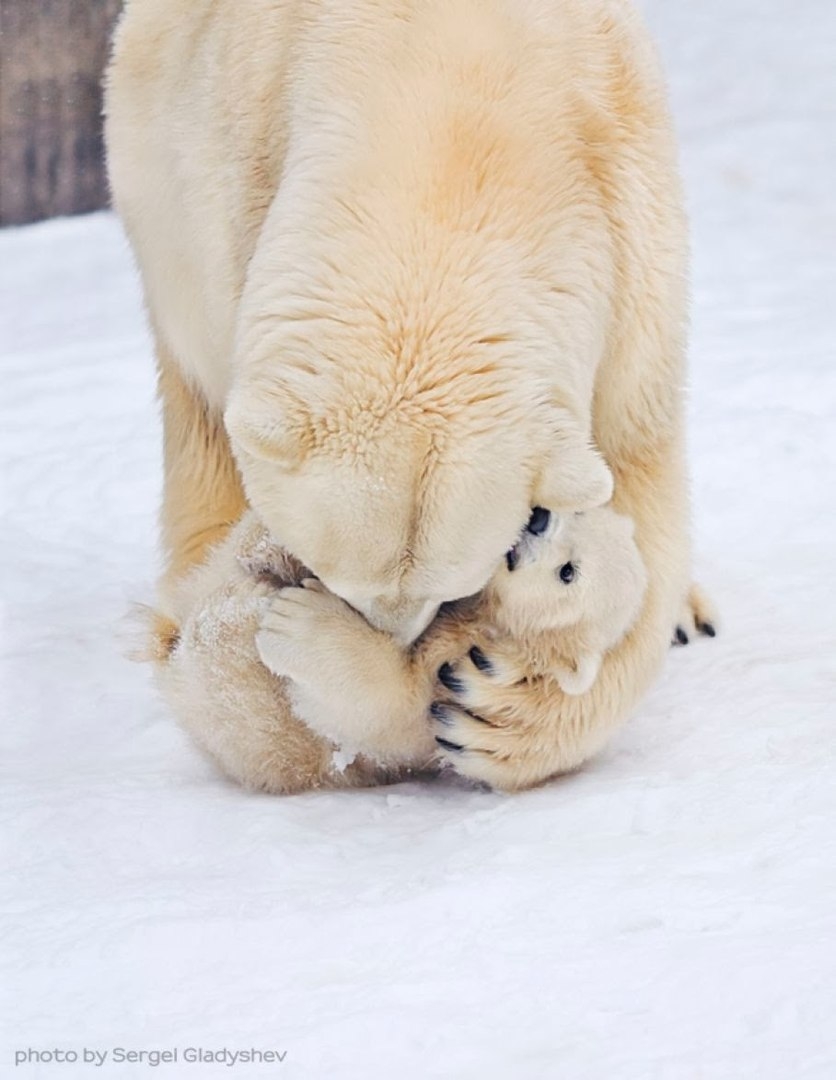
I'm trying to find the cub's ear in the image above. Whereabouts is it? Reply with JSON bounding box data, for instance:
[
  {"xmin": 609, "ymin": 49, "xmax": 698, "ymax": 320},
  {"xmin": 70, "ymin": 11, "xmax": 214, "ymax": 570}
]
[
  {"xmin": 233, "ymin": 514, "xmax": 308, "ymax": 584},
  {"xmin": 233, "ymin": 516, "xmax": 285, "ymax": 579},
  {"xmin": 552, "ymin": 652, "xmax": 602, "ymax": 696},
  {"xmin": 224, "ymin": 390, "xmax": 307, "ymax": 468},
  {"xmin": 535, "ymin": 418, "xmax": 613, "ymax": 511}
]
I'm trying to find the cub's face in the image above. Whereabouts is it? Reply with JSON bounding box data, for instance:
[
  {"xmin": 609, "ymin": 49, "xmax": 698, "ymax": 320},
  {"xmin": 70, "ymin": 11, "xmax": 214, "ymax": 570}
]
[
  {"xmin": 226, "ymin": 389, "xmax": 613, "ymax": 644},
  {"xmin": 486, "ymin": 506, "xmax": 647, "ymax": 644}
]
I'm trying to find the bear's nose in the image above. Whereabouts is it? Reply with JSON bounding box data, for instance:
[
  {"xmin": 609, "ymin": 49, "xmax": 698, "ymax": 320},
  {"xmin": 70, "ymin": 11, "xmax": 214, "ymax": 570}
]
[
  {"xmin": 363, "ymin": 597, "xmax": 440, "ymax": 645},
  {"xmin": 526, "ymin": 507, "xmax": 551, "ymax": 536}
]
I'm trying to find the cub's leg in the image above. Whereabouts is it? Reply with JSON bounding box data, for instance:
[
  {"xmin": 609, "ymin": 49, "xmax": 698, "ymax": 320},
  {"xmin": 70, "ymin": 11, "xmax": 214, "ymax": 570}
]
[
  {"xmin": 256, "ymin": 581, "xmax": 438, "ymax": 768},
  {"xmin": 156, "ymin": 338, "xmax": 247, "ymax": 603},
  {"xmin": 152, "ymin": 576, "xmax": 405, "ymax": 795}
]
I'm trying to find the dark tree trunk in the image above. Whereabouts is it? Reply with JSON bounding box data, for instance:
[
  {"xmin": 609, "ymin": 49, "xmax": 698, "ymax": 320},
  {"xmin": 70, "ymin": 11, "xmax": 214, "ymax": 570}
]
[{"xmin": 0, "ymin": 0, "xmax": 122, "ymax": 226}]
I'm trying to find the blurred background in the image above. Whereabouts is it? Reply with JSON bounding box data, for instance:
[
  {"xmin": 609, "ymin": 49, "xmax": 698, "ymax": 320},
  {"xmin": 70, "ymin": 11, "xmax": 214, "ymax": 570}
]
[{"xmin": 0, "ymin": 0, "xmax": 121, "ymax": 225}]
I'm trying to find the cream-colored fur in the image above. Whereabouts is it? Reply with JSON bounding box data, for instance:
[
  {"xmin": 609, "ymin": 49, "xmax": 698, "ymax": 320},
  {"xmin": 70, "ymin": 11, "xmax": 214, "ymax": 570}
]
[
  {"xmin": 152, "ymin": 514, "xmax": 419, "ymax": 793},
  {"xmin": 482, "ymin": 507, "xmax": 648, "ymax": 694},
  {"xmin": 256, "ymin": 505, "xmax": 649, "ymax": 770},
  {"xmin": 154, "ymin": 507, "xmax": 645, "ymax": 792},
  {"xmin": 107, "ymin": 0, "xmax": 700, "ymax": 789}
]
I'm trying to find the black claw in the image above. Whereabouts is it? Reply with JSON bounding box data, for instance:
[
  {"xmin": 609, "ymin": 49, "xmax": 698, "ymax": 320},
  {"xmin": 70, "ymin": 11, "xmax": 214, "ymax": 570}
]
[
  {"xmin": 469, "ymin": 645, "xmax": 493, "ymax": 672},
  {"xmin": 438, "ymin": 662, "xmax": 465, "ymax": 693},
  {"xmin": 674, "ymin": 626, "xmax": 689, "ymax": 646},
  {"xmin": 435, "ymin": 737, "xmax": 464, "ymax": 753},
  {"xmin": 430, "ymin": 702, "xmax": 451, "ymax": 723},
  {"xmin": 697, "ymin": 621, "xmax": 717, "ymax": 638}
]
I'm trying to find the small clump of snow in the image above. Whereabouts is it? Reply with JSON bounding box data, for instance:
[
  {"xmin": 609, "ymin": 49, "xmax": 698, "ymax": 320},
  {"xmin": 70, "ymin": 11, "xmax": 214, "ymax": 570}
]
[{"xmin": 330, "ymin": 746, "xmax": 358, "ymax": 773}]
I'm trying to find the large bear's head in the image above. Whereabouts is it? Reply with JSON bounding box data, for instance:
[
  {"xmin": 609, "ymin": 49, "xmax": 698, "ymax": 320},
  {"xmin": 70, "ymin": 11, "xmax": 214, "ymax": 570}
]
[{"xmin": 227, "ymin": 366, "xmax": 611, "ymax": 644}]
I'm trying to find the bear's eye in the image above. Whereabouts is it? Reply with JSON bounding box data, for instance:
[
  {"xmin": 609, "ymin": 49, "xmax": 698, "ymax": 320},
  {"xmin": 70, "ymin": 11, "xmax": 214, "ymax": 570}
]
[{"xmin": 558, "ymin": 561, "xmax": 576, "ymax": 584}]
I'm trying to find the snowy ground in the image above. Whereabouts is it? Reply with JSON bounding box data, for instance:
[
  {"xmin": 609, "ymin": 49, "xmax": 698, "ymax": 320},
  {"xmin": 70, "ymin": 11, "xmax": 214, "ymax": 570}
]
[{"xmin": 2, "ymin": 2, "xmax": 835, "ymax": 1078}]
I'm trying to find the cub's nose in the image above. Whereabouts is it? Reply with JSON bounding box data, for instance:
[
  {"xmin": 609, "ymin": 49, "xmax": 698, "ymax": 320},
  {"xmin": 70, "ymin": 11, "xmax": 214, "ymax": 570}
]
[{"xmin": 526, "ymin": 507, "xmax": 551, "ymax": 536}]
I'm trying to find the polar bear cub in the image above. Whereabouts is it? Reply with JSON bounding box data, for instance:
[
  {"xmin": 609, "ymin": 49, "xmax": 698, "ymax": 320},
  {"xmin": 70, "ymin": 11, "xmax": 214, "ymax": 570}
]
[
  {"xmin": 252, "ymin": 504, "xmax": 647, "ymax": 774},
  {"xmin": 151, "ymin": 504, "xmax": 646, "ymax": 792},
  {"xmin": 481, "ymin": 505, "xmax": 648, "ymax": 695}
]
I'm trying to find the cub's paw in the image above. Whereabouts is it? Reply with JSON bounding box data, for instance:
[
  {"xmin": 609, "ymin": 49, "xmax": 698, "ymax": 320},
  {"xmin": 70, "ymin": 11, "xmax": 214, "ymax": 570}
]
[
  {"xmin": 431, "ymin": 643, "xmax": 544, "ymax": 790},
  {"xmin": 437, "ymin": 644, "xmax": 524, "ymax": 705},
  {"xmin": 430, "ymin": 697, "xmax": 542, "ymax": 791},
  {"xmin": 255, "ymin": 579, "xmax": 363, "ymax": 684},
  {"xmin": 672, "ymin": 583, "xmax": 718, "ymax": 647}
]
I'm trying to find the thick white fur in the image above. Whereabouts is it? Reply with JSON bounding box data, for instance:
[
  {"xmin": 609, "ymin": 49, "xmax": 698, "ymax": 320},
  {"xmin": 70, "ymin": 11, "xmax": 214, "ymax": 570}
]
[
  {"xmin": 484, "ymin": 507, "xmax": 648, "ymax": 693},
  {"xmin": 256, "ymin": 506, "xmax": 648, "ymax": 763},
  {"xmin": 151, "ymin": 515, "xmax": 420, "ymax": 794},
  {"xmin": 153, "ymin": 507, "xmax": 646, "ymax": 792},
  {"xmin": 107, "ymin": 0, "xmax": 697, "ymax": 789}
]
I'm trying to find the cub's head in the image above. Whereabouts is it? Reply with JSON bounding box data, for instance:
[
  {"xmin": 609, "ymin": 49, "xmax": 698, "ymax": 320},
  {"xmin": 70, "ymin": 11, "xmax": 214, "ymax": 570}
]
[
  {"xmin": 486, "ymin": 506, "xmax": 647, "ymax": 647},
  {"xmin": 225, "ymin": 373, "xmax": 612, "ymax": 644}
]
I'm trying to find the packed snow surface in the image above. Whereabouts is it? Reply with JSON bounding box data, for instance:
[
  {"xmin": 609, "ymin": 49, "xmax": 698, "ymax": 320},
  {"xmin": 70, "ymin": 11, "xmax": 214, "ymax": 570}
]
[{"xmin": 2, "ymin": 1, "xmax": 834, "ymax": 1077}]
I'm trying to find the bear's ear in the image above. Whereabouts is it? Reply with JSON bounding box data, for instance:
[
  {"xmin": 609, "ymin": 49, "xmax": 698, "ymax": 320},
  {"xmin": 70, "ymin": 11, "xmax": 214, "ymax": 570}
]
[
  {"xmin": 224, "ymin": 390, "xmax": 308, "ymax": 468},
  {"xmin": 535, "ymin": 416, "xmax": 613, "ymax": 511},
  {"xmin": 552, "ymin": 652, "xmax": 602, "ymax": 696}
]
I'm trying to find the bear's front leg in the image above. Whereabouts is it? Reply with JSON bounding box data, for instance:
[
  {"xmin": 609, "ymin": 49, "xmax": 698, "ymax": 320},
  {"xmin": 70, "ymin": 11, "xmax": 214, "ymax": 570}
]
[{"xmin": 256, "ymin": 581, "xmax": 437, "ymax": 768}]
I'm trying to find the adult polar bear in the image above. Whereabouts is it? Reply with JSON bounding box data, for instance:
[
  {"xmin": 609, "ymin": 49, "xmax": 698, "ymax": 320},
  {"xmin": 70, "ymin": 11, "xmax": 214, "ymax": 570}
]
[{"xmin": 107, "ymin": 0, "xmax": 699, "ymax": 790}]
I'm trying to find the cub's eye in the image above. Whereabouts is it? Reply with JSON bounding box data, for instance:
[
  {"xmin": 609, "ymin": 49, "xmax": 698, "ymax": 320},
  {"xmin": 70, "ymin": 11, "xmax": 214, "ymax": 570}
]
[
  {"xmin": 526, "ymin": 507, "xmax": 551, "ymax": 536},
  {"xmin": 558, "ymin": 561, "xmax": 576, "ymax": 584}
]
